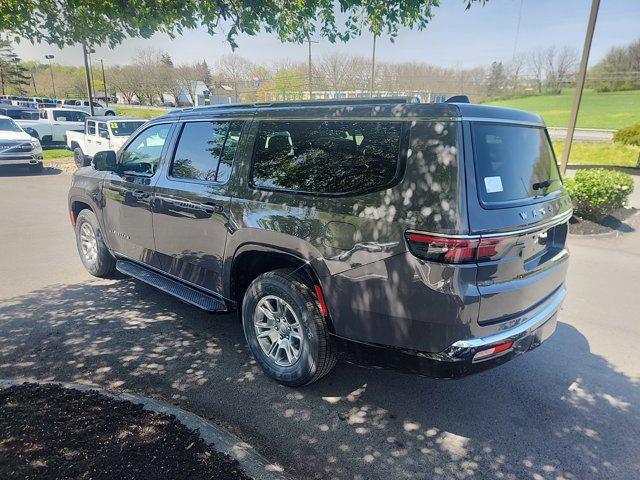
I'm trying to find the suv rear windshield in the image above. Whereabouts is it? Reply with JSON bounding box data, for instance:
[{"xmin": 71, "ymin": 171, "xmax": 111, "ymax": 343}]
[
  {"xmin": 472, "ymin": 123, "xmax": 561, "ymax": 205},
  {"xmin": 251, "ymin": 120, "xmax": 403, "ymax": 195}
]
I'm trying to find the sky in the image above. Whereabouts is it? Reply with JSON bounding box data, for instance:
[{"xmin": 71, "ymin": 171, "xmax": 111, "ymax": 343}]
[{"xmin": 12, "ymin": 0, "xmax": 640, "ymax": 69}]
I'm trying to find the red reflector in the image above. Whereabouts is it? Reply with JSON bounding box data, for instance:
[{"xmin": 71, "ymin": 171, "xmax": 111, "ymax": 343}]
[
  {"xmin": 314, "ymin": 285, "xmax": 328, "ymax": 317},
  {"xmin": 473, "ymin": 341, "xmax": 514, "ymax": 362},
  {"xmin": 70, "ymin": 210, "xmax": 76, "ymax": 226}
]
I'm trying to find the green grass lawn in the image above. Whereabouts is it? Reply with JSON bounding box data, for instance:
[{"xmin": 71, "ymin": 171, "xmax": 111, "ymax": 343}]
[
  {"xmin": 43, "ymin": 148, "xmax": 72, "ymax": 160},
  {"xmin": 117, "ymin": 106, "xmax": 169, "ymax": 119},
  {"xmin": 484, "ymin": 89, "xmax": 640, "ymax": 130},
  {"xmin": 552, "ymin": 141, "xmax": 639, "ymax": 168}
]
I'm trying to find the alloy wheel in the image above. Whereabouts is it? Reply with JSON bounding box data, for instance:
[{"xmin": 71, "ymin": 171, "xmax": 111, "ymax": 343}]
[{"xmin": 253, "ymin": 295, "xmax": 303, "ymax": 367}]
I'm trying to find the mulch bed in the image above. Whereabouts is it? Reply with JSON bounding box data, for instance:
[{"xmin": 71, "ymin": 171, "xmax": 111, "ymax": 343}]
[
  {"xmin": 0, "ymin": 383, "xmax": 252, "ymax": 480},
  {"xmin": 569, "ymin": 207, "xmax": 639, "ymax": 235}
]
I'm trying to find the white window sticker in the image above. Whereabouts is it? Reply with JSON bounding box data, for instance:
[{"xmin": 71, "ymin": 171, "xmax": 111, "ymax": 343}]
[{"xmin": 484, "ymin": 176, "xmax": 504, "ymax": 193}]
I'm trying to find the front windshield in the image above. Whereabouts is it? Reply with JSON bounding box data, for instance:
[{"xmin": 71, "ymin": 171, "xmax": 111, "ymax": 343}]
[
  {"xmin": 109, "ymin": 121, "xmax": 145, "ymax": 136},
  {"xmin": 0, "ymin": 118, "xmax": 23, "ymax": 132}
]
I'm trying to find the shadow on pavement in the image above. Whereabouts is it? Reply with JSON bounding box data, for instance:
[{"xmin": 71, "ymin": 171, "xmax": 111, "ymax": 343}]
[
  {"xmin": 0, "ymin": 165, "xmax": 63, "ymax": 177},
  {"xmin": 1, "ymin": 279, "xmax": 638, "ymax": 480}
]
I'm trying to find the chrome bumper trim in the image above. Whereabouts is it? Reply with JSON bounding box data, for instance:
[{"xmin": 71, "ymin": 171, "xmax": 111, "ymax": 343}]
[{"xmin": 441, "ymin": 287, "xmax": 566, "ymax": 361}]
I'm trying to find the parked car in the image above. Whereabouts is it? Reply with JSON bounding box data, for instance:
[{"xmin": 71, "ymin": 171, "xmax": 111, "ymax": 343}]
[
  {"xmin": 67, "ymin": 116, "xmax": 146, "ymax": 167},
  {"xmin": 0, "ymin": 115, "xmax": 44, "ymax": 172},
  {"xmin": 0, "ymin": 106, "xmax": 39, "ymax": 120},
  {"xmin": 68, "ymin": 98, "xmax": 572, "ymax": 386},
  {"xmin": 62, "ymin": 99, "xmax": 117, "ymax": 116},
  {"xmin": 17, "ymin": 108, "xmax": 88, "ymax": 145}
]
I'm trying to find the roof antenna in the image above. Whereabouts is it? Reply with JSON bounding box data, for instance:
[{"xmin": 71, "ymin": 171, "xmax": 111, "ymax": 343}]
[{"xmin": 445, "ymin": 95, "xmax": 471, "ymax": 104}]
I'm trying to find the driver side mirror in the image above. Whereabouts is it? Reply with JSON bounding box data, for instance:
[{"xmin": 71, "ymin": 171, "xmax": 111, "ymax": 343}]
[{"xmin": 92, "ymin": 150, "xmax": 117, "ymax": 172}]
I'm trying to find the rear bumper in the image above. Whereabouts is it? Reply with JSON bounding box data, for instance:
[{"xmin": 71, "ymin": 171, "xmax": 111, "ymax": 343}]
[{"xmin": 333, "ymin": 286, "xmax": 565, "ymax": 379}]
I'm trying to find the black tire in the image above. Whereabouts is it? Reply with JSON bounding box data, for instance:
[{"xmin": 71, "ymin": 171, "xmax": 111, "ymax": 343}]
[
  {"xmin": 28, "ymin": 162, "xmax": 43, "ymax": 173},
  {"xmin": 73, "ymin": 147, "xmax": 87, "ymax": 168},
  {"xmin": 105, "ymin": 111, "xmax": 116, "ymax": 116},
  {"xmin": 75, "ymin": 209, "xmax": 116, "ymax": 277},
  {"xmin": 242, "ymin": 269, "xmax": 337, "ymax": 387}
]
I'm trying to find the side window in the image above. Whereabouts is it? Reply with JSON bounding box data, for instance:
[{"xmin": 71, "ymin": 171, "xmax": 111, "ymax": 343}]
[
  {"xmin": 170, "ymin": 120, "xmax": 243, "ymax": 182},
  {"xmin": 216, "ymin": 121, "xmax": 243, "ymax": 183},
  {"xmin": 87, "ymin": 121, "xmax": 96, "ymax": 135},
  {"xmin": 251, "ymin": 120, "xmax": 403, "ymax": 195},
  {"xmin": 98, "ymin": 123, "xmax": 109, "ymax": 139},
  {"xmin": 54, "ymin": 110, "xmax": 87, "ymax": 122},
  {"xmin": 119, "ymin": 123, "xmax": 171, "ymax": 176},
  {"xmin": 40, "ymin": 110, "xmax": 47, "ymax": 120}
]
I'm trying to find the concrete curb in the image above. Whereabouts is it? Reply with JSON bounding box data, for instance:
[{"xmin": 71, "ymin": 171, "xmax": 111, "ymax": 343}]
[{"xmin": 0, "ymin": 379, "xmax": 289, "ymax": 480}]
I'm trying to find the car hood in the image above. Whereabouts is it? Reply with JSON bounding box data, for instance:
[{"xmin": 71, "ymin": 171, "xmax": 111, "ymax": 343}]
[
  {"xmin": 0, "ymin": 130, "xmax": 33, "ymax": 141},
  {"xmin": 110, "ymin": 136, "xmax": 129, "ymax": 149}
]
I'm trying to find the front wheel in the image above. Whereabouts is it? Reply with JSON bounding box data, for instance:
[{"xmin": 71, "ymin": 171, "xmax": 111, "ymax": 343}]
[
  {"xmin": 73, "ymin": 147, "xmax": 87, "ymax": 168},
  {"xmin": 75, "ymin": 209, "xmax": 116, "ymax": 277},
  {"xmin": 242, "ymin": 269, "xmax": 337, "ymax": 386}
]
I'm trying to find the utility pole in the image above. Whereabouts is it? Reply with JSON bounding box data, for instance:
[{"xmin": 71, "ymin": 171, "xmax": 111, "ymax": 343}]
[
  {"xmin": 306, "ymin": 35, "xmax": 318, "ymax": 100},
  {"xmin": 45, "ymin": 54, "xmax": 56, "ymax": 98},
  {"xmin": 82, "ymin": 44, "xmax": 95, "ymax": 115},
  {"xmin": 100, "ymin": 59, "xmax": 108, "ymax": 106},
  {"xmin": 87, "ymin": 48, "xmax": 97, "ymax": 102},
  {"xmin": 30, "ymin": 70, "xmax": 37, "ymax": 94},
  {"xmin": 560, "ymin": 0, "xmax": 600, "ymax": 175},
  {"xmin": 369, "ymin": 34, "xmax": 377, "ymax": 98}
]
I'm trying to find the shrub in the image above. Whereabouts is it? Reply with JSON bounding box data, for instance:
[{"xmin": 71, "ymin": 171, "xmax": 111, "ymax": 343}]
[
  {"xmin": 564, "ymin": 169, "xmax": 634, "ymax": 220},
  {"xmin": 613, "ymin": 124, "xmax": 640, "ymax": 147}
]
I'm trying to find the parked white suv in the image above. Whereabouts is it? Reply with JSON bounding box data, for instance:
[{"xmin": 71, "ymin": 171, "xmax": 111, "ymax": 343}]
[
  {"xmin": 62, "ymin": 99, "xmax": 117, "ymax": 116},
  {"xmin": 0, "ymin": 115, "xmax": 44, "ymax": 172},
  {"xmin": 66, "ymin": 116, "xmax": 145, "ymax": 167}
]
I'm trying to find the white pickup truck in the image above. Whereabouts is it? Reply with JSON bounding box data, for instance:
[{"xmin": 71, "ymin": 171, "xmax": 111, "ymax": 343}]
[
  {"xmin": 17, "ymin": 108, "xmax": 88, "ymax": 145},
  {"xmin": 62, "ymin": 99, "xmax": 117, "ymax": 116},
  {"xmin": 66, "ymin": 116, "xmax": 146, "ymax": 167}
]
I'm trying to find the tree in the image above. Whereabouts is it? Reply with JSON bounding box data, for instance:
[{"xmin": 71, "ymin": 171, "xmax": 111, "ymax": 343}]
[
  {"xmin": 272, "ymin": 67, "xmax": 306, "ymax": 101},
  {"xmin": 0, "ymin": 39, "xmax": 31, "ymax": 95},
  {"xmin": 199, "ymin": 60, "xmax": 213, "ymax": 90},
  {"xmin": 506, "ymin": 53, "xmax": 526, "ymax": 92},
  {"xmin": 175, "ymin": 64, "xmax": 202, "ymax": 105},
  {"xmin": 109, "ymin": 65, "xmax": 145, "ymax": 104},
  {"xmin": 0, "ymin": 1, "xmax": 486, "ymax": 49},
  {"xmin": 544, "ymin": 46, "xmax": 578, "ymax": 94},
  {"xmin": 590, "ymin": 37, "xmax": 640, "ymax": 91},
  {"xmin": 486, "ymin": 61, "xmax": 507, "ymax": 97},
  {"xmin": 216, "ymin": 54, "xmax": 254, "ymax": 102},
  {"xmin": 316, "ymin": 54, "xmax": 357, "ymax": 96},
  {"xmin": 527, "ymin": 49, "xmax": 546, "ymax": 94}
]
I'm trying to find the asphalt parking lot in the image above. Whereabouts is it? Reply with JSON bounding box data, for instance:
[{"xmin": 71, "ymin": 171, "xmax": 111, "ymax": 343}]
[{"xmin": 1, "ymin": 167, "xmax": 639, "ymax": 480}]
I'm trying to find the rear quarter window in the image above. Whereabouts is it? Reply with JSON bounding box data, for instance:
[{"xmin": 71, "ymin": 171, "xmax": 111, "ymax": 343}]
[{"xmin": 251, "ymin": 120, "xmax": 403, "ymax": 196}]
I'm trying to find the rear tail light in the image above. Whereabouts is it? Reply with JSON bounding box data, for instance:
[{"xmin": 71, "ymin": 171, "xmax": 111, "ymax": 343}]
[
  {"xmin": 472, "ymin": 341, "xmax": 513, "ymax": 362},
  {"xmin": 405, "ymin": 231, "xmax": 519, "ymax": 264}
]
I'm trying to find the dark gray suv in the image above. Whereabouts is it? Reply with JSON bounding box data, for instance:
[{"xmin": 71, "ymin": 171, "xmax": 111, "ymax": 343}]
[{"xmin": 68, "ymin": 98, "xmax": 571, "ymax": 386}]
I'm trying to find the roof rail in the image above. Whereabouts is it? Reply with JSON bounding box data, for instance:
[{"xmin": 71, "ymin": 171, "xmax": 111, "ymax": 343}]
[{"xmin": 166, "ymin": 97, "xmax": 413, "ymax": 115}]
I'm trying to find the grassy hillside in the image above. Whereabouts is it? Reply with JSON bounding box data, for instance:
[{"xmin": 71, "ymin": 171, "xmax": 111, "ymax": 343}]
[
  {"xmin": 484, "ymin": 89, "xmax": 640, "ymax": 130},
  {"xmin": 117, "ymin": 106, "xmax": 169, "ymax": 119},
  {"xmin": 552, "ymin": 141, "xmax": 639, "ymax": 168}
]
